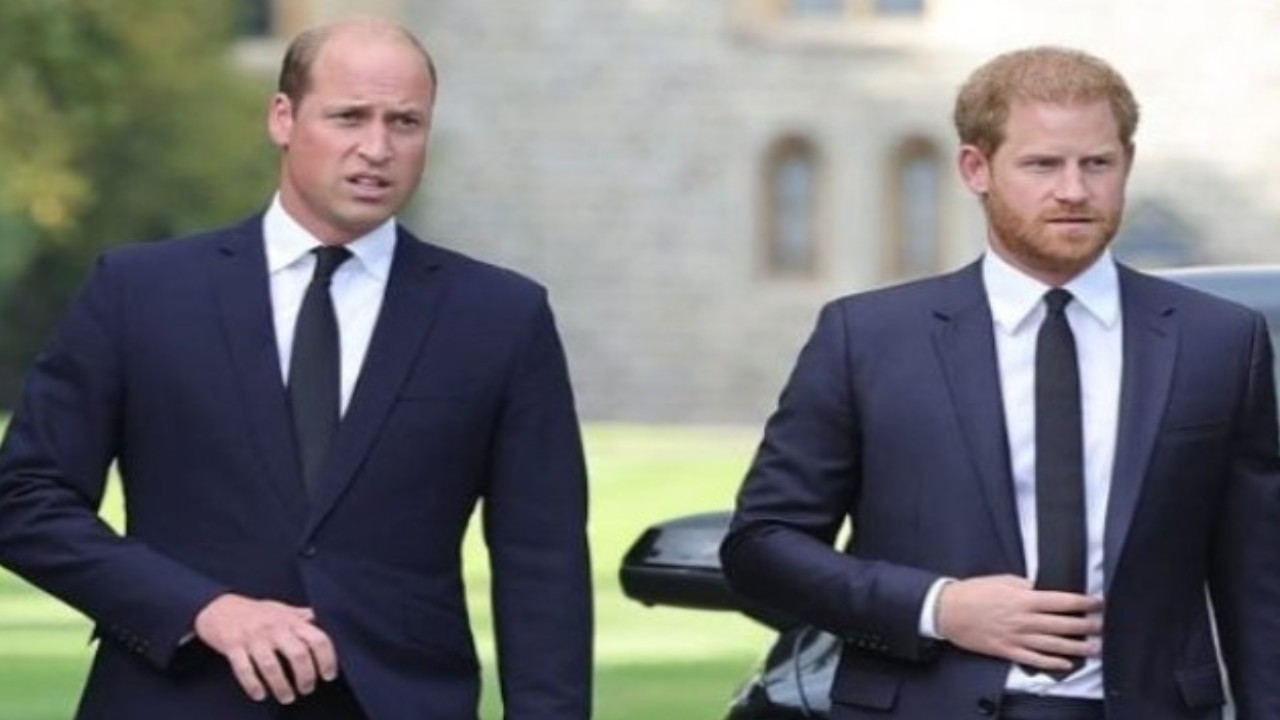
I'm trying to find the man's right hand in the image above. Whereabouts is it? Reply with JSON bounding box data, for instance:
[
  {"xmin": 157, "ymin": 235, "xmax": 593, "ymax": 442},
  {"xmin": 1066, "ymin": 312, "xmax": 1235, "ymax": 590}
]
[
  {"xmin": 194, "ymin": 593, "xmax": 338, "ymax": 704},
  {"xmin": 936, "ymin": 574, "xmax": 1103, "ymax": 672}
]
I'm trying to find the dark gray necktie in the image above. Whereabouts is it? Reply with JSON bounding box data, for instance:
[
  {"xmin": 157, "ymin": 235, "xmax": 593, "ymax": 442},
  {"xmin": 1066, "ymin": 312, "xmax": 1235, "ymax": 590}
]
[
  {"xmin": 1033, "ymin": 287, "xmax": 1087, "ymax": 679},
  {"xmin": 288, "ymin": 245, "xmax": 351, "ymax": 492}
]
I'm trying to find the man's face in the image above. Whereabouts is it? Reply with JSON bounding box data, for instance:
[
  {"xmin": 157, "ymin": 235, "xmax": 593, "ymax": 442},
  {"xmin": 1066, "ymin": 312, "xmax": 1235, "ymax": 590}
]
[
  {"xmin": 958, "ymin": 100, "xmax": 1131, "ymax": 286},
  {"xmin": 268, "ymin": 31, "xmax": 434, "ymax": 244}
]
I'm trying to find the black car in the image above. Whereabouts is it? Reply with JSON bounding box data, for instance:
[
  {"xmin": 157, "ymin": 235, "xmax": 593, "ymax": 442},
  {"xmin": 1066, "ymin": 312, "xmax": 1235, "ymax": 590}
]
[{"xmin": 619, "ymin": 265, "xmax": 1280, "ymax": 720}]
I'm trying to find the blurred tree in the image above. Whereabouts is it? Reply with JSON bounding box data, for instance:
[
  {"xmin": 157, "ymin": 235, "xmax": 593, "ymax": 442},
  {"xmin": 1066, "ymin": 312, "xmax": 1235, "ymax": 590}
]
[{"xmin": 0, "ymin": 0, "xmax": 276, "ymax": 406}]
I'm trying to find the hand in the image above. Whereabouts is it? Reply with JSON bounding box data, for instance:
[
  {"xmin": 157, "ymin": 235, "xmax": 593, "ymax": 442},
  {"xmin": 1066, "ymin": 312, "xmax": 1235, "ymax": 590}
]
[
  {"xmin": 194, "ymin": 593, "xmax": 338, "ymax": 704},
  {"xmin": 936, "ymin": 574, "xmax": 1103, "ymax": 672}
]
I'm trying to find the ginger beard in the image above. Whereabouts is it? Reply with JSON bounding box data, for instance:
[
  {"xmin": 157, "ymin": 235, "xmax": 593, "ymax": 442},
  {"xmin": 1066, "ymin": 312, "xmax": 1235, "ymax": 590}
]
[{"xmin": 983, "ymin": 170, "xmax": 1124, "ymax": 281}]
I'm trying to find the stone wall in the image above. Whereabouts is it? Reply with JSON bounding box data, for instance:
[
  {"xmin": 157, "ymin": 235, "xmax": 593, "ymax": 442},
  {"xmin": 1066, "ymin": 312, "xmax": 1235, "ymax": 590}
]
[{"xmin": 398, "ymin": 0, "xmax": 1280, "ymax": 421}]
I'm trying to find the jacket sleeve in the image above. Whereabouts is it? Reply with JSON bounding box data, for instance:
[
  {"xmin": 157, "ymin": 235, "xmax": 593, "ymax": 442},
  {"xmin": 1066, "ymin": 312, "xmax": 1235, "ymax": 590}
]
[
  {"xmin": 0, "ymin": 253, "xmax": 227, "ymax": 671},
  {"xmin": 1208, "ymin": 311, "xmax": 1280, "ymax": 718},
  {"xmin": 482, "ymin": 292, "xmax": 592, "ymax": 719},
  {"xmin": 721, "ymin": 301, "xmax": 941, "ymax": 662}
]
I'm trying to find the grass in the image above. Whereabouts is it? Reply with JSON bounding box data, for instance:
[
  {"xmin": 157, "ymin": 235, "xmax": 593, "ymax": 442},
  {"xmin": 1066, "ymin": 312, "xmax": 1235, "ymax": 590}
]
[{"xmin": 0, "ymin": 423, "xmax": 773, "ymax": 719}]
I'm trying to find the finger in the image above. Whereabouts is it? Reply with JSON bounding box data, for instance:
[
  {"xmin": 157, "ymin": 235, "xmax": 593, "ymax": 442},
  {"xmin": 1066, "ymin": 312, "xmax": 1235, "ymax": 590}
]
[
  {"xmin": 294, "ymin": 624, "xmax": 340, "ymax": 682},
  {"xmin": 1024, "ymin": 612, "xmax": 1103, "ymax": 638},
  {"xmin": 1027, "ymin": 590, "xmax": 1104, "ymax": 614},
  {"xmin": 225, "ymin": 646, "xmax": 268, "ymax": 702},
  {"xmin": 275, "ymin": 633, "xmax": 320, "ymax": 696},
  {"xmin": 1021, "ymin": 633, "xmax": 1096, "ymax": 659},
  {"xmin": 248, "ymin": 640, "xmax": 298, "ymax": 705},
  {"xmin": 1008, "ymin": 645, "xmax": 1078, "ymax": 671}
]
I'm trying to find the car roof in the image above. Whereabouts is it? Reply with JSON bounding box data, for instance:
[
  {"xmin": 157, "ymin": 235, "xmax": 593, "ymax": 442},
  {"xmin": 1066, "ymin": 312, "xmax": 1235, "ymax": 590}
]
[{"xmin": 1152, "ymin": 264, "xmax": 1280, "ymax": 315}]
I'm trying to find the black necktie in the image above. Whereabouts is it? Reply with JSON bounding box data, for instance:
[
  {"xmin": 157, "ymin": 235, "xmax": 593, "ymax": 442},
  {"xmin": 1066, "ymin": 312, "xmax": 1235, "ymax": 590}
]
[
  {"xmin": 289, "ymin": 245, "xmax": 351, "ymax": 492},
  {"xmin": 1034, "ymin": 288, "xmax": 1087, "ymax": 679}
]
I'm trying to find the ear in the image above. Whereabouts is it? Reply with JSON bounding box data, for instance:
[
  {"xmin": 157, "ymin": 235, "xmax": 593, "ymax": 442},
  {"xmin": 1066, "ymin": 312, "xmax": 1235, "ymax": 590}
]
[
  {"xmin": 957, "ymin": 144, "xmax": 992, "ymax": 195},
  {"xmin": 267, "ymin": 93, "xmax": 295, "ymax": 149}
]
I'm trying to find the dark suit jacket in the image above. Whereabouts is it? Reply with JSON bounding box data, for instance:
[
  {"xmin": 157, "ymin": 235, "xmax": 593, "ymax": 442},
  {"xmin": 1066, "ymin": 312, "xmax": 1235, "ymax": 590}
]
[
  {"xmin": 722, "ymin": 261, "xmax": 1280, "ymax": 719},
  {"xmin": 0, "ymin": 216, "xmax": 592, "ymax": 720}
]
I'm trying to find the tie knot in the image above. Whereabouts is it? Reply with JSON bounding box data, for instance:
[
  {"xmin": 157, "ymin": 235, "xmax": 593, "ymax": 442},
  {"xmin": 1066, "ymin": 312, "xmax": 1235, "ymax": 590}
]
[
  {"xmin": 1044, "ymin": 288, "xmax": 1073, "ymax": 314},
  {"xmin": 311, "ymin": 245, "xmax": 352, "ymax": 283}
]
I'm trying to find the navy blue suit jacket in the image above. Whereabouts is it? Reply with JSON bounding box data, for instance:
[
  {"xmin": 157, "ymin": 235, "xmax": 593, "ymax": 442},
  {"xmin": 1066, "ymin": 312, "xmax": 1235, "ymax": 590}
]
[
  {"xmin": 0, "ymin": 216, "xmax": 592, "ymax": 720},
  {"xmin": 722, "ymin": 262, "xmax": 1280, "ymax": 719}
]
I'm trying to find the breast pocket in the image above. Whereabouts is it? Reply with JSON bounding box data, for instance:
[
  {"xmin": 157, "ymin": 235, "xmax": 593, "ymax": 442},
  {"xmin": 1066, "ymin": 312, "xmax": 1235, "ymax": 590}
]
[
  {"xmin": 1159, "ymin": 418, "xmax": 1230, "ymax": 443},
  {"xmin": 1159, "ymin": 386, "xmax": 1232, "ymax": 445},
  {"xmin": 1159, "ymin": 381, "xmax": 1234, "ymax": 443},
  {"xmin": 396, "ymin": 373, "xmax": 490, "ymax": 403}
]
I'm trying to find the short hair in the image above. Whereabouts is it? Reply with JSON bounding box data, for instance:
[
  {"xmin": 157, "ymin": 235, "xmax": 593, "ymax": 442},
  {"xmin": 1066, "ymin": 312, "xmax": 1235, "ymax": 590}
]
[
  {"xmin": 953, "ymin": 46, "xmax": 1139, "ymax": 157},
  {"xmin": 276, "ymin": 20, "xmax": 438, "ymax": 108}
]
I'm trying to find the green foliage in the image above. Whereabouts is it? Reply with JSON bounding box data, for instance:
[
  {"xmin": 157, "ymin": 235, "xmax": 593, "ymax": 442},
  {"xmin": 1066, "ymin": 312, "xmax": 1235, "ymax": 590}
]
[{"xmin": 0, "ymin": 0, "xmax": 276, "ymax": 403}]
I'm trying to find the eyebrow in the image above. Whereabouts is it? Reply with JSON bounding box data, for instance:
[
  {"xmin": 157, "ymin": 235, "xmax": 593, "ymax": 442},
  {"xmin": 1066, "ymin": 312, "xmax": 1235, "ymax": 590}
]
[
  {"xmin": 323, "ymin": 99, "xmax": 426, "ymax": 111},
  {"xmin": 1017, "ymin": 149, "xmax": 1120, "ymax": 162}
]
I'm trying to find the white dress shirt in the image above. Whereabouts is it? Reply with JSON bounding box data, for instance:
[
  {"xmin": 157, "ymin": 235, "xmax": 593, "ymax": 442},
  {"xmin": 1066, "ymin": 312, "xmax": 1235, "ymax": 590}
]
[
  {"xmin": 263, "ymin": 195, "xmax": 395, "ymax": 415},
  {"xmin": 919, "ymin": 248, "xmax": 1122, "ymax": 700},
  {"xmin": 987, "ymin": 249, "xmax": 1121, "ymax": 698}
]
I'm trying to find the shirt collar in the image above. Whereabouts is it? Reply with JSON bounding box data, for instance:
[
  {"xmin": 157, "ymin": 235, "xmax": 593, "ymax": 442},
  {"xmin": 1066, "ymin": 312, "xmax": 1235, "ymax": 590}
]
[
  {"xmin": 262, "ymin": 193, "xmax": 396, "ymax": 282},
  {"xmin": 982, "ymin": 247, "xmax": 1120, "ymax": 335}
]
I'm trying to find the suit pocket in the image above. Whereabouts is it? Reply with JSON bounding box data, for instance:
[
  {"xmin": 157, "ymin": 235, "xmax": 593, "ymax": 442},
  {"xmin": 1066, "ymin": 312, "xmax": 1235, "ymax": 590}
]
[
  {"xmin": 1175, "ymin": 664, "xmax": 1225, "ymax": 709},
  {"xmin": 397, "ymin": 370, "xmax": 489, "ymax": 401},
  {"xmin": 1160, "ymin": 418, "xmax": 1230, "ymax": 442},
  {"xmin": 830, "ymin": 663, "xmax": 902, "ymax": 711},
  {"xmin": 397, "ymin": 386, "xmax": 484, "ymax": 402}
]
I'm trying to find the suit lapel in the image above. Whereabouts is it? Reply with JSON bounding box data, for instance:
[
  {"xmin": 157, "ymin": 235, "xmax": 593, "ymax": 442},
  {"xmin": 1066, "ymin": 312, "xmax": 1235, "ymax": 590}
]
[
  {"xmin": 932, "ymin": 263, "xmax": 1026, "ymax": 573},
  {"xmin": 306, "ymin": 229, "xmax": 448, "ymax": 531},
  {"xmin": 1103, "ymin": 269, "xmax": 1177, "ymax": 589},
  {"xmin": 211, "ymin": 217, "xmax": 308, "ymax": 523}
]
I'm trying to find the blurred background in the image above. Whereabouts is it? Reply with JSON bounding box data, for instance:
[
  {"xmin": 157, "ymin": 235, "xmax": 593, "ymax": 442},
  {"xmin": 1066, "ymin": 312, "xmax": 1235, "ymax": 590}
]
[{"xmin": 3, "ymin": 0, "xmax": 1280, "ymax": 717}]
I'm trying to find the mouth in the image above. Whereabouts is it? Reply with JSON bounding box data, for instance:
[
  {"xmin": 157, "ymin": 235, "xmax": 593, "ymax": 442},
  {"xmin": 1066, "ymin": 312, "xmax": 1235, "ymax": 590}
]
[
  {"xmin": 346, "ymin": 173, "xmax": 392, "ymax": 198},
  {"xmin": 1044, "ymin": 216, "xmax": 1098, "ymax": 229}
]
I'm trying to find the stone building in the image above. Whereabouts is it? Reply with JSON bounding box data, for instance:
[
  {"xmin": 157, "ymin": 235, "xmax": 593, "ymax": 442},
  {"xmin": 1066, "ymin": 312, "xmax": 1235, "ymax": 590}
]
[{"xmin": 244, "ymin": 0, "xmax": 1280, "ymax": 422}]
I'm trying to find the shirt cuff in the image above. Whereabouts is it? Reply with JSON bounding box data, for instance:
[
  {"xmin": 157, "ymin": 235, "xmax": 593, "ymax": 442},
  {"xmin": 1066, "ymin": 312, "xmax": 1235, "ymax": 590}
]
[{"xmin": 917, "ymin": 577, "xmax": 955, "ymax": 640}]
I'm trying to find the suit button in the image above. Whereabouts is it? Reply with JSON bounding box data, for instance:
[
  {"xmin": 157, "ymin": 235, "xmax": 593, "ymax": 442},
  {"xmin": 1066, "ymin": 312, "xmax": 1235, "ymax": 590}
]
[
  {"xmin": 300, "ymin": 546, "xmax": 317, "ymax": 558},
  {"xmin": 977, "ymin": 697, "xmax": 997, "ymax": 716}
]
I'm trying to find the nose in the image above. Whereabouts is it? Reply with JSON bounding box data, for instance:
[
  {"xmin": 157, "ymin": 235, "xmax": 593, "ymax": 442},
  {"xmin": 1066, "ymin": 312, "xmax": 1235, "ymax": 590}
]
[
  {"xmin": 358, "ymin": 125, "xmax": 392, "ymax": 164},
  {"xmin": 1053, "ymin": 166, "xmax": 1088, "ymax": 204}
]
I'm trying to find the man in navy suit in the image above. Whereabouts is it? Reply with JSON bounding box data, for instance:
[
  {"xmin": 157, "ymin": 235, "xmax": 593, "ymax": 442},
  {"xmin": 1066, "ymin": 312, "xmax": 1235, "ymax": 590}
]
[
  {"xmin": 722, "ymin": 47, "xmax": 1280, "ymax": 719},
  {"xmin": 0, "ymin": 18, "xmax": 591, "ymax": 720}
]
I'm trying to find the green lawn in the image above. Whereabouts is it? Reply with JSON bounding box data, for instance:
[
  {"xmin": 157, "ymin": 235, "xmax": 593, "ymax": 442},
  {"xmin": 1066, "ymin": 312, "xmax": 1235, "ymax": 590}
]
[{"xmin": 0, "ymin": 423, "xmax": 773, "ymax": 719}]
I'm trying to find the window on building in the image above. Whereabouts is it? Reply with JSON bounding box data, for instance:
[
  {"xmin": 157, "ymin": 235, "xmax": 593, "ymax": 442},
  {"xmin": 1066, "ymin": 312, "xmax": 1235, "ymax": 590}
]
[
  {"xmin": 781, "ymin": 0, "xmax": 925, "ymax": 19},
  {"xmin": 235, "ymin": 0, "xmax": 274, "ymax": 38},
  {"xmin": 735, "ymin": 0, "xmax": 926, "ymax": 41},
  {"xmin": 763, "ymin": 137, "xmax": 822, "ymax": 277},
  {"xmin": 790, "ymin": 0, "xmax": 846, "ymax": 16},
  {"xmin": 874, "ymin": 0, "xmax": 925, "ymax": 15},
  {"xmin": 887, "ymin": 137, "xmax": 942, "ymax": 278}
]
